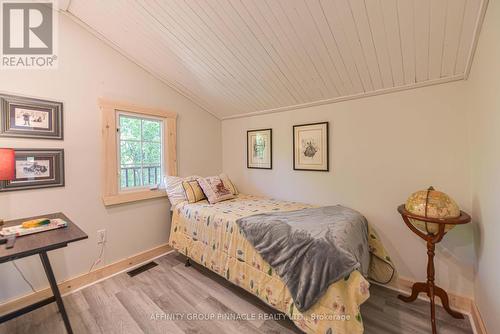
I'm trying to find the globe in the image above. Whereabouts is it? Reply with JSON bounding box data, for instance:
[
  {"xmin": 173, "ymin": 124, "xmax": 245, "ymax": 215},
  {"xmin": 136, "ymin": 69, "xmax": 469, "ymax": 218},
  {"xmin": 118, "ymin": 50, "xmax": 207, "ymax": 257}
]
[{"xmin": 405, "ymin": 187, "xmax": 460, "ymax": 234}]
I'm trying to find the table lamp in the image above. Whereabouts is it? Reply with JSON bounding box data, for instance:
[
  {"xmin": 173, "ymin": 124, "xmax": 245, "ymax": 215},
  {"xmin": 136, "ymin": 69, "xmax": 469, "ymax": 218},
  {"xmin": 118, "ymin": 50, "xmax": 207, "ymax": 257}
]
[{"xmin": 0, "ymin": 148, "xmax": 15, "ymax": 227}]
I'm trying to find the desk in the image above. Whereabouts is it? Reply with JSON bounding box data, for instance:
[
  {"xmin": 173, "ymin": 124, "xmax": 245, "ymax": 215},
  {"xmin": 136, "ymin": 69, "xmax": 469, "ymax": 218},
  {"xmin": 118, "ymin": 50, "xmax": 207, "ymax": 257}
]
[{"xmin": 0, "ymin": 213, "xmax": 88, "ymax": 334}]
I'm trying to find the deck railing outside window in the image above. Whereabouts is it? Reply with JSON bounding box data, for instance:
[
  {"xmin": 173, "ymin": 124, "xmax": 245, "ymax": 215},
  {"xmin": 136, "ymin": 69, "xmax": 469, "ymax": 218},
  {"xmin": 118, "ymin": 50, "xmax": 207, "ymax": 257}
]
[{"xmin": 120, "ymin": 165, "xmax": 161, "ymax": 188}]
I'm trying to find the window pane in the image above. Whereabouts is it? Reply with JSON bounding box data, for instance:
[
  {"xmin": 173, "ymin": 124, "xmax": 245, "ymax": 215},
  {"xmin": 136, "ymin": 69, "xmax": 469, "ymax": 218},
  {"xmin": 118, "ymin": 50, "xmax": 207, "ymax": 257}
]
[
  {"xmin": 120, "ymin": 141, "xmax": 142, "ymax": 188},
  {"xmin": 121, "ymin": 170, "xmax": 127, "ymax": 188},
  {"xmin": 120, "ymin": 141, "xmax": 142, "ymax": 166},
  {"xmin": 142, "ymin": 166, "xmax": 161, "ymax": 186},
  {"xmin": 143, "ymin": 142, "xmax": 161, "ymax": 164},
  {"xmin": 142, "ymin": 119, "xmax": 161, "ymax": 142},
  {"xmin": 118, "ymin": 113, "xmax": 164, "ymax": 190},
  {"xmin": 121, "ymin": 167, "xmax": 142, "ymax": 188},
  {"xmin": 119, "ymin": 115, "xmax": 141, "ymax": 140}
]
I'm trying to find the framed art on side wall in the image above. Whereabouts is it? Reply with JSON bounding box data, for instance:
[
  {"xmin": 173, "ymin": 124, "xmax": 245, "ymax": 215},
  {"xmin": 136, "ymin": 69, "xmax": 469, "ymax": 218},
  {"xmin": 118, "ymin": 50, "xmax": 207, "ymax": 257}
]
[
  {"xmin": 247, "ymin": 128, "xmax": 272, "ymax": 169},
  {"xmin": 0, "ymin": 94, "xmax": 63, "ymax": 139},
  {"xmin": 0, "ymin": 149, "xmax": 65, "ymax": 192},
  {"xmin": 293, "ymin": 122, "xmax": 329, "ymax": 171}
]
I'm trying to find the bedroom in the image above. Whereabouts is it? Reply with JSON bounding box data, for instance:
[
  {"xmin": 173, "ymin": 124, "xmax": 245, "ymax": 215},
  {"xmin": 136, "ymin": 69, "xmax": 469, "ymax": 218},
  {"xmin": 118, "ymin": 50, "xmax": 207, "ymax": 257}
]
[{"xmin": 0, "ymin": 0, "xmax": 497, "ymax": 333}]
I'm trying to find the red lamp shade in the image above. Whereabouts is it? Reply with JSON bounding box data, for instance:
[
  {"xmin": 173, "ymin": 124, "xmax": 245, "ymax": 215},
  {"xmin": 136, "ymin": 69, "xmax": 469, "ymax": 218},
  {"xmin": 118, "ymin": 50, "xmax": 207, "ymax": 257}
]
[{"xmin": 0, "ymin": 148, "xmax": 15, "ymax": 181}]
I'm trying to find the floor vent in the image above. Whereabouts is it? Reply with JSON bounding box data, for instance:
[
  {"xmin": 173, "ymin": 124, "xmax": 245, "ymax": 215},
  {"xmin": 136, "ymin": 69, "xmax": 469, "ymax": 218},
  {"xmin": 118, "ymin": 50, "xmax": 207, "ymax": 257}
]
[{"xmin": 127, "ymin": 261, "xmax": 158, "ymax": 277}]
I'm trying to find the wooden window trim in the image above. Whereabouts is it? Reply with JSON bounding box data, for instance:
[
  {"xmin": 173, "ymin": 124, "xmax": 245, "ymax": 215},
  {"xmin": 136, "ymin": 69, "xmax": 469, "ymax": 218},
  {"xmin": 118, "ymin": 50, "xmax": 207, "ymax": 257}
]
[{"xmin": 100, "ymin": 98, "xmax": 177, "ymax": 206}]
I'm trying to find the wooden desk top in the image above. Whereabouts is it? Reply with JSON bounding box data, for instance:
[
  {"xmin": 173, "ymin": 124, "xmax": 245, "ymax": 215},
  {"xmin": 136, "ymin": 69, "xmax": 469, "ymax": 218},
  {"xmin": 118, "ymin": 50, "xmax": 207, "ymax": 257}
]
[{"xmin": 0, "ymin": 213, "xmax": 88, "ymax": 263}]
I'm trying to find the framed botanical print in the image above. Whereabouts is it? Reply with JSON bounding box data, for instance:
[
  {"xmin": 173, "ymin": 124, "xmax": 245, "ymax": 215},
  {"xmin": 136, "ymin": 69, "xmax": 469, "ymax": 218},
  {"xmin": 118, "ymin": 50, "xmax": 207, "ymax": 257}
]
[
  {"xmin": 293, "ymin": 122, "xmax": 329, "ymax": 171},
  {"xmin": 0, "ymin": 94, "xmax": 63, "ymax": 139},
  {"xmin": 0, "ymin": 149, "xmax": 65, "ymax": 192},
  {"xmin": 247, "ymin": 128, "xmax": 272, "ymax": 169}
]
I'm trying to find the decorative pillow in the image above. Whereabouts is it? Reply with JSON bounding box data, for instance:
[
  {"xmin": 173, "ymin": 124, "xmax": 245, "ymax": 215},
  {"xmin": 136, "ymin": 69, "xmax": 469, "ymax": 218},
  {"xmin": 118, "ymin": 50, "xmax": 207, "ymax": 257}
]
[
  {"xmin": 197, "ymin": 176, "xmax": 235, "ymax": 204},
  {"xmin": 182, "ymin": 180, "xmax": 206, "ymax": 203},
  {"xmin": 164, "ymin": 175, "xmax": 198, "ymax": 207},
  {"xmin": 219, "ymin": 173, "xmax": 238, "ymax": 195}
]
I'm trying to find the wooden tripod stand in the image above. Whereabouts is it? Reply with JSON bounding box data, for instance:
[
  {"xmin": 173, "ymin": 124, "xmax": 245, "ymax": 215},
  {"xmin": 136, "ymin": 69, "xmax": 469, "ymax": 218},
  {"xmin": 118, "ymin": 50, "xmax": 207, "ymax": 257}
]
[{"xmin": 397, "ymin": 205, "xmax": 471, "ymax": 334}]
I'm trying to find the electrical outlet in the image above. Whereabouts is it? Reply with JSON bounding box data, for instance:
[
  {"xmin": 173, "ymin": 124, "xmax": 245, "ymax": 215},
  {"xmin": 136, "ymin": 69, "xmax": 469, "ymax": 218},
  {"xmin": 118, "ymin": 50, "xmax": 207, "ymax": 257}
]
[{"xmin": 97, "ymin": 229, "xmax": 106, "ymax": 244}]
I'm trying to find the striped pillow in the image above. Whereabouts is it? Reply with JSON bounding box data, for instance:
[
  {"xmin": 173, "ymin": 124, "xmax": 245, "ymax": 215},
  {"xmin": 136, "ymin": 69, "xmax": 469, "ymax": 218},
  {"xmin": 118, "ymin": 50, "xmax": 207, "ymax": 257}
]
[
  {"xmin": 164, "ymin": 175, "xmax": 200, "ymax": 207},
  {"xmin": 182, "ymin": 180, "xmax": 206, "ymax": 203}
]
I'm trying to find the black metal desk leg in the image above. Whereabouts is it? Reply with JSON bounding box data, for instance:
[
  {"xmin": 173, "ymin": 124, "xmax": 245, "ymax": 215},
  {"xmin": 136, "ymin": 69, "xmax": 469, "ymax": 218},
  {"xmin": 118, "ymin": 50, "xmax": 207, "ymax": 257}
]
[{"xmin": 39, "ymin": 251, "xmax": 73, "ymax": 334}]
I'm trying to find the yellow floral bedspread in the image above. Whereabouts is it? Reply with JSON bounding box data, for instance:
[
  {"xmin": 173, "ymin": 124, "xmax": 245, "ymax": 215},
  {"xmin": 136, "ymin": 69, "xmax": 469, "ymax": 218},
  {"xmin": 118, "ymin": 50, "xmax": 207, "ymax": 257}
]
[{"xmin": 169, "ymin": 194, "xmax": 394, "ymax": 334}]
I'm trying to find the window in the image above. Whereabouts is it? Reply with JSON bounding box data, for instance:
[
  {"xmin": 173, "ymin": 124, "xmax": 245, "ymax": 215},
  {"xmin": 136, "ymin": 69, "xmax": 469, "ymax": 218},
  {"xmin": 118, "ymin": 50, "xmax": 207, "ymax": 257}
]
[
  {"xmin": 100, "ymin": 99, "xmax": 177, "ymax": 206},
  {"xmin": 118, "ymin": 113, "xmax": 163, "ymax": 190}
]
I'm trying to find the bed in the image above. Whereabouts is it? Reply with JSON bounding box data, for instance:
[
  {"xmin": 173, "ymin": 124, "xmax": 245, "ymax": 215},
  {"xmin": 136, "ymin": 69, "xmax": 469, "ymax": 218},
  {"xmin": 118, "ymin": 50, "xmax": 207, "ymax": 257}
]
[{"xmin": 169, "ymin": 194, "xmax": 394, "ymax": 334}]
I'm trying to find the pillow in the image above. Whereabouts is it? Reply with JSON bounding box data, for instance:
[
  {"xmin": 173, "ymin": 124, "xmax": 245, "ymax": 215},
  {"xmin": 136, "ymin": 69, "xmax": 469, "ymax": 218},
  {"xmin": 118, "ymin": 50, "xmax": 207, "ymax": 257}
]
[
  {"xmin": 182, "ymin": 179, "xmax": 206, "ymax": 203},
  {"xmin": 219, "ymin": 173, "xmax": 238, "ymax": 195},
  {"xmin": 197, "ymin": 176, "xmax": 235, "ymax": 204},
  {"xmin": 164, "ymin": 175, "xmax": 198, "ymax": 207}
]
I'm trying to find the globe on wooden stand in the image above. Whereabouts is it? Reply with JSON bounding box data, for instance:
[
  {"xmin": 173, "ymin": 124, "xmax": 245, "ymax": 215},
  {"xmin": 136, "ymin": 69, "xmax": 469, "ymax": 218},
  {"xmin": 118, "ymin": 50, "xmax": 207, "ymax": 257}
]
[{"xmin": 397, "ymin": 186, "xmax": 471, "ymax": 334}]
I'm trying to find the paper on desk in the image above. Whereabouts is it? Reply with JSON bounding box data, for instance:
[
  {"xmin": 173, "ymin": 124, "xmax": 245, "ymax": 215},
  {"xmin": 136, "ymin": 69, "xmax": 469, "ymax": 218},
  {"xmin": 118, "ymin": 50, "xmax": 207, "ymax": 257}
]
[{"xmin": 0, "ymin": 218, "xmax": 68, "ymax": 237}]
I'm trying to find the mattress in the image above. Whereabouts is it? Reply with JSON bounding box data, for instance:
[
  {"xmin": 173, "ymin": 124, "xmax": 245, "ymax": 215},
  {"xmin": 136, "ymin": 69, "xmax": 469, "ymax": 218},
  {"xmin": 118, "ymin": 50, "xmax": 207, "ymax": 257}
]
[{"xmin": 169, "ymin": 194, "xmax": 394, "ymax": 334}]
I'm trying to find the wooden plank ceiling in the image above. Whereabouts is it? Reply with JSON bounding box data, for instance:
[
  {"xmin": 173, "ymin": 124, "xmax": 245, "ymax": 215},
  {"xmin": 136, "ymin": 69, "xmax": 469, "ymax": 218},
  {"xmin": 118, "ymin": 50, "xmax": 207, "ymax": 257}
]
[{"xmin": 66, "ymin": 0, "xmax": 487, "ymax": 119}]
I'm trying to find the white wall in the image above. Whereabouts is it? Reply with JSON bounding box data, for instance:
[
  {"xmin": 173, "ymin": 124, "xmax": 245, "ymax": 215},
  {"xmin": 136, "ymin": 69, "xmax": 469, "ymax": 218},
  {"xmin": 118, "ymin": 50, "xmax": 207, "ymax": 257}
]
[
  {"xmin": 222, "ymin": 81, "xmax": 475, "ymax": 297},
  {"xmin": 0, "ymin": 13, "xmax": 221, "ymax": 302},
  {"xmin": 465, "ymin": 0, "xmax": 500, "ymax": 330}
]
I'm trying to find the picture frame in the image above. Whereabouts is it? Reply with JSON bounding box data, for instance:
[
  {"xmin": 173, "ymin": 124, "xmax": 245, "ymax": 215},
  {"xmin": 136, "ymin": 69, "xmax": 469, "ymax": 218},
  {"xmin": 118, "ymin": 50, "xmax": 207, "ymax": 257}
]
[
  {"xmin": 0, "ymin": 149, "xmax": 65, "ymax": 192},
  {"xmin": 293, "ymin": 122, "xmax": 329, "ymax": 171},
  {"xmin": 0, "ymin": 94, "xmax": 63, "ymax": 140},
  {"xmin": 247, "ymin": 128, "xmax": 272, "ymax": 169}
]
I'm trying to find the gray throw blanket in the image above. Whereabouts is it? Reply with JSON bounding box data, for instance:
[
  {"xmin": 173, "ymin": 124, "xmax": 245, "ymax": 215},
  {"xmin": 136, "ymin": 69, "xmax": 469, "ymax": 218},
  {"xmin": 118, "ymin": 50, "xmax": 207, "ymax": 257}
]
[{"xmin": 236, "ymin": 206, "xmax": 369, "ymax": 312}]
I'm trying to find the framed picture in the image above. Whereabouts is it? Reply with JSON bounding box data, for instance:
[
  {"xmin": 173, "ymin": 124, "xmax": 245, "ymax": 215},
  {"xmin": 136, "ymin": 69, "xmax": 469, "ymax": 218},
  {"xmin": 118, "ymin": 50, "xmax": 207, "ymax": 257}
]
[
  {"xmin": 0, "ymin": 94, "xmax": 63, "ymax": 139},
  {"xmin": 0, "ymin": 149, "xmax": 65, "ymax": 192},
  {"xmin": 247, "ymin": 128, "xmax": 272, "ymax": 169},
  {"xmin": 293, "ymin": 122, "xmax": 329, "ymax": 171}
]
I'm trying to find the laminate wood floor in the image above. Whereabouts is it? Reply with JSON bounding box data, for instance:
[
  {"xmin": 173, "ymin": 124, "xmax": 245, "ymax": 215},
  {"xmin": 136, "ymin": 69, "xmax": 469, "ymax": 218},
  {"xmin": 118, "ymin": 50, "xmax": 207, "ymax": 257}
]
[{"xmin": 0, "ymin": 252, "xmax": 473, "ymax": 334}]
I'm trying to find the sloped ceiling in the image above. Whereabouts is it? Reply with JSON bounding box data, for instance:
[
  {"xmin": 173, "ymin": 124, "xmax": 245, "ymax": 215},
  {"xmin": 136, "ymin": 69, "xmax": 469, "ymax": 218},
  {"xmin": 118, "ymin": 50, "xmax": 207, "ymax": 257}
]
[{"xmin": 66, "ymin": 0, "xmax": 488, "ymax": 119}]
